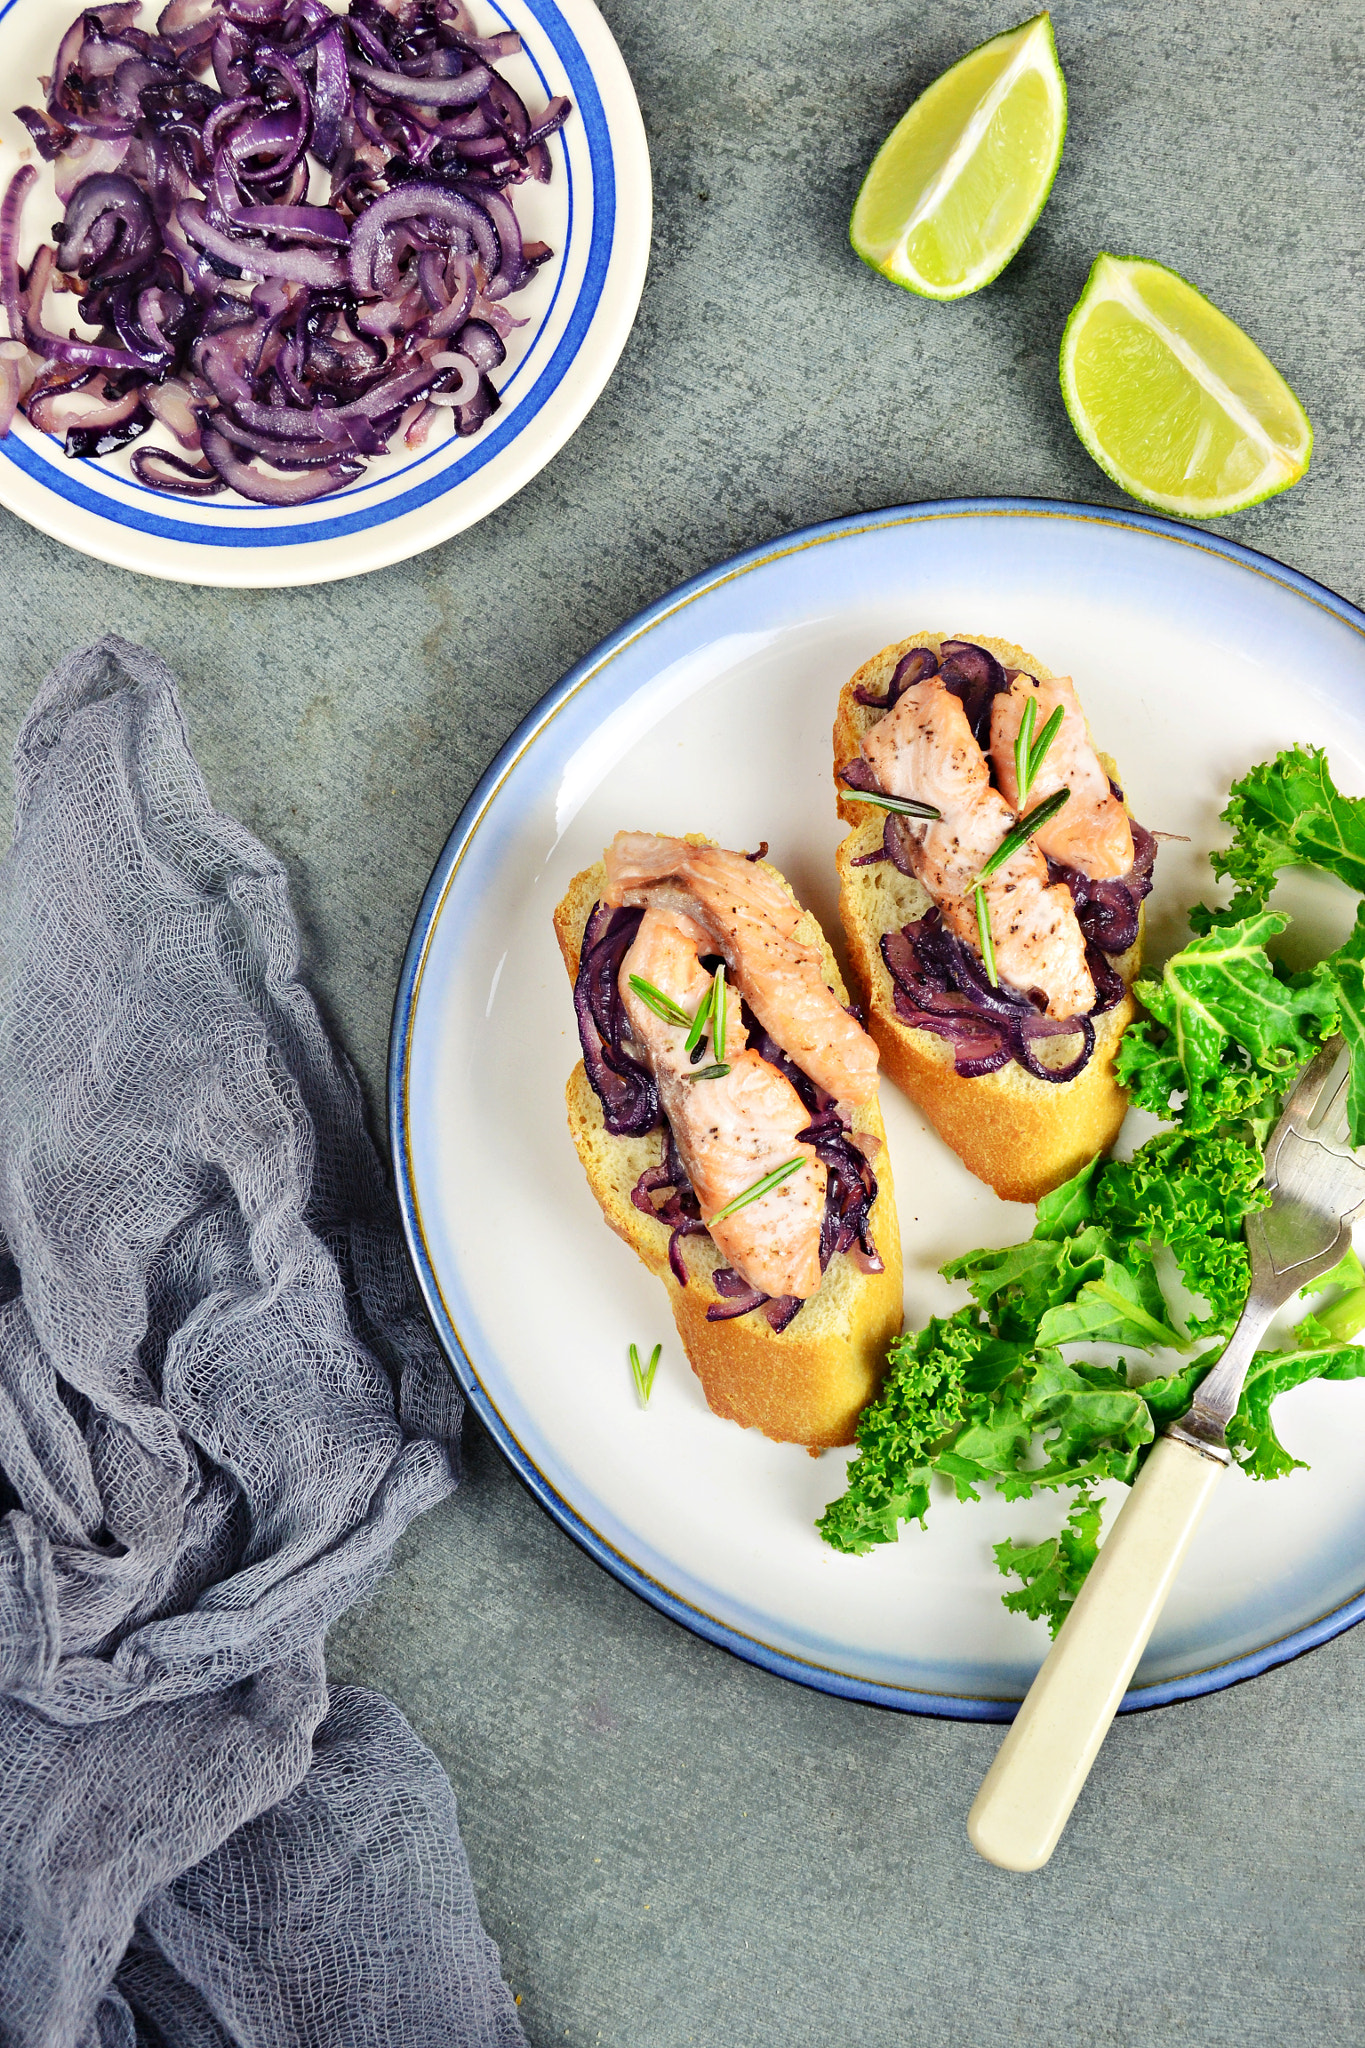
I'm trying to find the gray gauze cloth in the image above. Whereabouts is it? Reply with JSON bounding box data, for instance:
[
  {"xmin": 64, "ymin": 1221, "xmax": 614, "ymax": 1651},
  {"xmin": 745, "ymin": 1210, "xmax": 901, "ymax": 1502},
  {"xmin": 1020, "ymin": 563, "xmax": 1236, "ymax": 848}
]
[{"xmin": 0, "ymin": 639, "xmax": 526, "ymax": 2048}]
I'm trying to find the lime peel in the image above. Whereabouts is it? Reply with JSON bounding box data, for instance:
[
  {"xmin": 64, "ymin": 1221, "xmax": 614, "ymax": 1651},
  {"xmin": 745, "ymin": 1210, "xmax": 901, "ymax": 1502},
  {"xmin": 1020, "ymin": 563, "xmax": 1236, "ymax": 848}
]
[{"xmin": 851, "ymin": 13, "xmax": 1067, "ymax": 303}]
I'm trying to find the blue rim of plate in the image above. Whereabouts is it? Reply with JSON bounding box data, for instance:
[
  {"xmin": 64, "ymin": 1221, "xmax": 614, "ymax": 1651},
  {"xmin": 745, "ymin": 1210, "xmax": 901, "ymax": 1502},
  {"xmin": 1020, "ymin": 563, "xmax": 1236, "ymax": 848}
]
[
  {"xmin": 0, "ymin": 0, "xmax": 612, "ymax": 550},
  {"xmin": 389, "ymin": 494, "xmax": 1365, "ymax": 1722}
]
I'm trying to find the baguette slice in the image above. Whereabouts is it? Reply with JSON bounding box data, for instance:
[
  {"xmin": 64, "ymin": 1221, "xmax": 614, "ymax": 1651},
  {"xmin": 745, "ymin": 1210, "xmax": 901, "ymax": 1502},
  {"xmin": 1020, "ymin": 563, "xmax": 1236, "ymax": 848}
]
[
  {"xmin": 834, "ymin": 632, "xmax": 1141, "ymax": 1205},
  {"xmin": 555, "ymin": 845, "xmax": 902, "ymax": 1448}
]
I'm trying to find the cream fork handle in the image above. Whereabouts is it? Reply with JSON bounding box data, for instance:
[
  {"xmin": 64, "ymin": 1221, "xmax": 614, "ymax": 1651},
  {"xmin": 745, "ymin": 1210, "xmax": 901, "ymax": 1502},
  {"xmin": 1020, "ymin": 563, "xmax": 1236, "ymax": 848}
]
[{"xmin": 967, "ymin": 1435, "xmax": 1226, "ymax": 1872}]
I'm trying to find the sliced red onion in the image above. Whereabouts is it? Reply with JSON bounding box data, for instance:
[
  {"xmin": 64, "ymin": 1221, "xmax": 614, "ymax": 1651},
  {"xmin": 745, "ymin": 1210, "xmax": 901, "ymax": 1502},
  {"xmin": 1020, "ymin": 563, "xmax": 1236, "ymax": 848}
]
[
  {"xmin": 1049, "ymin": 818, "xmax": 1158, "ymax": 957},
  {"xmin": 526, "ymin": 96, "xmax": 572, "ymax": 146},
  {"xmin": 402, "ymin": 397, "xmax": 437, "ymax": 447},
  {"xmin": 881, "ymin": 911, "xmax": 1109, "ymax": 1083},
  {"xmin": 426, "ymin": 351, "xmax": 480, "ymax": 406},
  {"xmin": 142, "ymin": 375, "xmax": 201, "ymax": 446},
  {"xmin": 15, "ymin": 106, "xmax": 73, "ymax": 161},
  {"xmin": 65, "ymin": 404, "xmax": 152, "ymax": 459},
  {"xmin": 13, "ymin": 0, "xmax": 571, "ymax": 499},
  {"xmin": 310, "ymin": 24, "xmax": 348, "ymax": 163},
  {"xmin": 0, "ymin": 165, "xmax": 35, "ymax": 350},
  {"xmin": 573, "ymin": 902, "xmax": 660, "ymax": 1138},
  {"xmin": 456, "ymin": 315, "xmax": 505, "ymax": 371},
  {"xmin": 484, "ymin": 73, "xmax": 530, "ymax": 146},
  {"xmin": 210, "ymin": 410, "xmax": 348, "ymax": 466},
  {"xmin": 854, "ymin": 643, "xmax": 939, "ymax": 710},
  {"xmin": 179, "ymin": 201, "xmax": 347, "ymax": 286},
  {"xmin": 478, "ymin": 186, "xmax": 534, "ymax": 298},
  {"xmin": 705, "ymin": 1270, "xmax": 769, "ymax": 1321},
  {"xmin": 201, "ymin": 424, "xmax": 363, "ymax": 501},
  {"xmin": 58, "ymin": 170, "xmax": 161, "ymax": 280},
  {"xmin": 349, "ymin": 58, "xmax": 492, "ymax": 107},
  {"xmin": 313, "ymin": 355, "xmax": 444, "ymax": 430},
  {"xmin": 631, "ymin": 1128, "xmax": 708, "ymax": 1286},
  {"xmin": 54, "ymin": 135, "xmax": 133, "ymax": 206},
  {"xmin": 348, "ymin": 181, "xmax": 499, "ymax": 295},
  {"xmin": 938, "ymin": 640, "xmax": 1010, "ymax": 748},
  {"xmin": 230, "ymin": 203, "xmax": 349, "ymax": 244},
  {"xmin": 837, "ymin": 755, "xmax": 881, "ymax": 794},
  {"xmin": 22, "ymin": 242, "xmax": 149, "ymax": 372},
  {"xmin": 155, "ymin": 0, "xmax": 220, "ymax": 50},
  {"xmin": 27, "ymin": 373, "xmax": 145, "ymax": 435}
]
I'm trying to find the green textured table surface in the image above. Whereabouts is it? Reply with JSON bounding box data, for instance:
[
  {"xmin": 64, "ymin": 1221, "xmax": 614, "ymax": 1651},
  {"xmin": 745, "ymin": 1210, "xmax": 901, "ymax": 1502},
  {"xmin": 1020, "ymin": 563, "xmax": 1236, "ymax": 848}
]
[{"xmin": 3, "ymin": 4, "xmax": 1362, "ymax": 2041}]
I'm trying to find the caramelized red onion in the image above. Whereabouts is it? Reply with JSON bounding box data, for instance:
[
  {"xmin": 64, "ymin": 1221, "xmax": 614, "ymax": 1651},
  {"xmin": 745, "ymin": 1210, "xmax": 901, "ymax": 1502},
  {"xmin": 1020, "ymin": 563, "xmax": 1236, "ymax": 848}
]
[
  {"xmin": 129, "ymin": 441, "xmax": 222, "ymax": 489},
  {"xmin": 630, "ymin": 1124, "xmax": 707, "ymax": 1287},
  {"xmin": 881, "ymin": 911, "xmax": 1100, "ymax": 1083},
  {"xmin": 573, "ymin": 903, "xmax": 659, "ymax": 1139},
  {"xmin": 0, "ymin": 0, "xmax": 572, "ymax": 495},
  {"xmin": 707, "ymin": 1268, "xmax": 801, "ymax": 1333},
  {"xmin": 853, "ymin": 642, "xmax": 938, "ymax": 710},
  {"xmin": 1050, "ymin": 816, "xmax": 1158, "ymax": 956}
]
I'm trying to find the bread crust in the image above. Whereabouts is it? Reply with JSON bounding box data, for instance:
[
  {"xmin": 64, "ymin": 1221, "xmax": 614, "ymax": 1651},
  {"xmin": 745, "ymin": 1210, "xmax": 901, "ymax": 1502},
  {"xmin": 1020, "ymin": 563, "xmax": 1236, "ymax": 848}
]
[
  {"xmin": 834, "ymin": 632, "xmax": 1141, "ymax": 1205},
  {"xmin": 557, "ymin": 848, "xmax": 902, "ymax": 1447}
]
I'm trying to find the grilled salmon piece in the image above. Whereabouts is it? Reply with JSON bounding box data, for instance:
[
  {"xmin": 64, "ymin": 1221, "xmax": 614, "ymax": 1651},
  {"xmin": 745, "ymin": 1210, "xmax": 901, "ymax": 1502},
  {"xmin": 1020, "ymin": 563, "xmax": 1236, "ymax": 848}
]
[
  {"xmin": 619, "ymin": 907, "xmax": 826, "ymax": 1300},
  {"xmin": 859, "ymin": 679, "xmax": 1095, "ymax": 1020},
  {"xmin": 990, "ymin": 674, "xmax": 1134, "ymax": 879},
  {"xmin": 605, "ymin": 831, "xmax": 879, "ymax": 1106}
]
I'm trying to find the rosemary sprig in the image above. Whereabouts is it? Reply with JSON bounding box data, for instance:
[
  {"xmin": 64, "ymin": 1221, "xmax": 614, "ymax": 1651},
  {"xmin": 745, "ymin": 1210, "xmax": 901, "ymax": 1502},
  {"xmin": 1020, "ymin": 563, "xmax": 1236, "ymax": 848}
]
[
  {"xmin": 969, "ymin": 785, "xmax": 1072, "ymax": 988},
  {"xmin": 683, "ymin": 979, "xmax": 713, "ymax": 1056},
  {"xmin": 841, "ymin": 789, "xmax": 942, "ymax": 822},
  {"xmin": 975, "ymin": 786, "xmax": 1072, "ymax": 883},
  {"xmin": 973, "ymin": 882, "xmax": 998, "ymax": 988},
  {"xmin": 629, "ymin": 1340, "xmax": 662, "ymax": 1406},
  {"xmin": 628, "ymin": 973, "xmax": 695, "ymax": 1031},
  {"xmin": 1013, "ymin": 696, "xmax": 1065, "ymax": 807},
  {"xmin": 707, "ymin": 1155, "xmax": 805, "ymax": 1226},
  {"xmin": 712, "ymin": 962, "xmax": 728, "ymax": 1062},
  {"xmin": 683, "ymin": 1062, "xmax": 731, "ymax": 1082}
]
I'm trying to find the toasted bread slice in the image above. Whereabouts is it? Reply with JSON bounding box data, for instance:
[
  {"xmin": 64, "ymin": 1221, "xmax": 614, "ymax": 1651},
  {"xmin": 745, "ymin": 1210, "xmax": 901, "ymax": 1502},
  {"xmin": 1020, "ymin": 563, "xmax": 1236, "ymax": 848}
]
[
  {"xmin": 555, "ymin": 848, "xmax": 902, "ymax": 1448},
  {"xmin": 834, "ymin": 632, "xmax": 1141, "ymax": 1205}
]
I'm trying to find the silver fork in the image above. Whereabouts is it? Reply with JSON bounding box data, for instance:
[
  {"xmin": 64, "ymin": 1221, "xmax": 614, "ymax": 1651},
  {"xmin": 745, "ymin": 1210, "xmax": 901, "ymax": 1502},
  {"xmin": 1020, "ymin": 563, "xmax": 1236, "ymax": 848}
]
[{"xmin": 968, "ymin": 1036, "xmax": 1365, "ymax": 1872}]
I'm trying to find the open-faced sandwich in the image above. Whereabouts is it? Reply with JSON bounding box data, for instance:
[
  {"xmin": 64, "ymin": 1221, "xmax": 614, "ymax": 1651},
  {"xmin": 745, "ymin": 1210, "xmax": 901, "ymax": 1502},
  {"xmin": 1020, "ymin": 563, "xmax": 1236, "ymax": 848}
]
[
  {"xmin": 834, "ymin": 633, "xmax": 1157, "ymax": 1203},
  {"xmin": 555, "ymin": 833, "xmax": 902, "ymax": 1447}
]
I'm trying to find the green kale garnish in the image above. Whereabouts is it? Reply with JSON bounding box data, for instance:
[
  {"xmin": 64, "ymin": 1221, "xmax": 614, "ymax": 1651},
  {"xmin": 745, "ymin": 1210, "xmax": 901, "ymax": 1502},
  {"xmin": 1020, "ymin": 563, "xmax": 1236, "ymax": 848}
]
[
  {"xmin": 1117, "ymin": 910, "xmax": 1336, "ymax": 1134},
  {"xmin": 994, "ymin": 1490, "xmax": 1104, "ymax": 1638},
  {"xmin": 816, "ymin": 1311, "xmax": 975, "ymax": 1554},
  {"xmin": 1212, "ymin": 745, "xmax": 1365, "ymax": 916}
]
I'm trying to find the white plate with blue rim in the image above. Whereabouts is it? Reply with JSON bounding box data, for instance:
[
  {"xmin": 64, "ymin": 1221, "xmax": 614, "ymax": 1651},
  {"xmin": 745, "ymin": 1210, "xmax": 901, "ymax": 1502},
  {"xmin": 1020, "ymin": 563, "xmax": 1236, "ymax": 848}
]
[
  {"xmin": 391, "ymin": 498, "xmax": 1365, "ymax": 1719},
  {"xmin": 0, "ymin": 0, "xmax": 649, "ymax": 586}
]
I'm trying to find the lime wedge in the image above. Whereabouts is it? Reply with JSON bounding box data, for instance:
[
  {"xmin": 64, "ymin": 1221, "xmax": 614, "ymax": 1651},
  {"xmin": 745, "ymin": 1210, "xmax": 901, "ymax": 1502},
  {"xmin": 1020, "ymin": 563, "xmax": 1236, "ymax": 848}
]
[
  {"xmin": 1060, "ymin": 253, "xmax": 1313, "ymax": 518},
  {"xmin": 850, "ymin": 13, "xmax": 1066, "ymax": 301}
]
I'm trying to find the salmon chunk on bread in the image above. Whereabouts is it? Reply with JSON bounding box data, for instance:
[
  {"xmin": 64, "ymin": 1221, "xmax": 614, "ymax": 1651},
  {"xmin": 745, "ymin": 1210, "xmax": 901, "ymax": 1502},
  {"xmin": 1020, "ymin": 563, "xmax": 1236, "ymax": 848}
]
[
  {"xmin": 555, "ymin": 834, "xmax": 902, "ymax": 1448},
  {"xmin": 834, "ymin": 632, "xmax": 1156, "ymax": 1204}
]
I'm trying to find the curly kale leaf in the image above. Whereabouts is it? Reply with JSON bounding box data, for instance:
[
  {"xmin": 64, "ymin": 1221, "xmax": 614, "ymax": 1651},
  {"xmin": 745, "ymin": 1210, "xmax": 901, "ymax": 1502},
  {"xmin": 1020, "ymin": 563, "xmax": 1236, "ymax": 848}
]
[
  {"xmin": 1093, "ymin": 1130, "xmax": 1269, "ymax": 1337},
  {"xmin": 1228, "ymin": 1341, "xmax": 1365, "ymax": 1481},
  {"xmin": 1118, "ymin": 912, "xmax": 1337, "ymax": 1133},
  {"xmin": 1320, "ymin": 907, "xmax": 1365, "ymax": 1146},
  {"xmin": 816, "ymin": 1311, "xmax": 979, "ymax": 1554},
  {"xmin": 994, "ymin": 1490, "xmax": 1104, "ymax": 1638},
  {"xmin": 935, "ymin": 1351, "xmax": 1152, "ymax": 1506},
  {"xmin": 943, "ymin": 1205, "xmax": 1184, "ymax": 1352},
  {"xmin": 1294, "ymin": 1248, "xmax": 1365, "ymax": 1348},
  {"xmin": 1213, "ymin": 746, "xmax": 1365, "ymax": 914},
  {"xmin": 818, "ymin": 1319, "xmax": 1156, "ymax": 1549},
  {"xmin": 1208, "ymin": 749, "xmax": 1365, "ymax": 1142}
]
